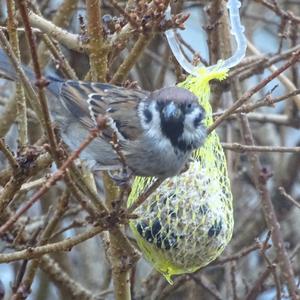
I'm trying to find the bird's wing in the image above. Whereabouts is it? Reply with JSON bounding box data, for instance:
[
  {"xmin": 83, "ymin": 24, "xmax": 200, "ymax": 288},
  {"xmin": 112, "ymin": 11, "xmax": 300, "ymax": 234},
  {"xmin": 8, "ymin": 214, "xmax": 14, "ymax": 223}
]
[{"xmin": 59, "ymin": 80, "xmax": 149, "ymax": 141}]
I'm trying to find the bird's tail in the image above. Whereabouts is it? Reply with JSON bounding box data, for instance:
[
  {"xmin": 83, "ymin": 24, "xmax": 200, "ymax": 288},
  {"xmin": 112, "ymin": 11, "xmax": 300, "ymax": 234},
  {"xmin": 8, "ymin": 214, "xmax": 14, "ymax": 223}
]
[
  {"xmin": 0, "ymin": 49, "xmax": 17, "ymax": 81},
  {"xmin": 0, "ymin": 49, "xmax": 36, "ymax": 81},
  {"xmin": 0, "ymin": 48, "xmax": 64, "ymax": 97}
]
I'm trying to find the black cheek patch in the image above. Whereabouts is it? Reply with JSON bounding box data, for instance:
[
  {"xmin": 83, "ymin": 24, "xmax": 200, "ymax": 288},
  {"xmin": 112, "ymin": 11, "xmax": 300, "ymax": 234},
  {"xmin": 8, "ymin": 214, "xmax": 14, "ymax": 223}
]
[
  {"xmin": 193, "ymin": 112, "xmax": 204, "ymax": 127},
  {"xmin": 143, "ymin": 108, "xmax": 152, "ymax": 123}
]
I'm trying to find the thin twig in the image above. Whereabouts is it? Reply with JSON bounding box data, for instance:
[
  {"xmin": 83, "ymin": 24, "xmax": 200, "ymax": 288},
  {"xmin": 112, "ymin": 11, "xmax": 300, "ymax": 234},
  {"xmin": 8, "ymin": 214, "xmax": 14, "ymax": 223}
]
[
  {"xmin": 247, "ymin": 40, "xmax": 300, "ymax": 110},
  {"xmin": 190, "ymin": 274, "xmax": 223, "ymax": 300},
  {"xmin": 35, "ymin": 0, "xmax": 79, "ymax": 68},
  {"xmin": 279, "ymin": 187, "xmax": 300, "ymax": 210},
  {"xmin": 19, "ymin": 0, "xmax": 59, "ymax": 161},
  {"xmin": 0, "ymin": 138, "xmax": 19, "ymax": 171},
  {"xmin": 257, "ymin": 0, "xmax": 300, "ymax": 24},
  {"xmin": 28, "ymin": 12, "xmax": 83, "ymax": 52},
  {"xmin": 111, "ymin": 34, "xmax": 153, "ymax": 84},
  {"xmin": 212, "ymin": 242, "xmax": 268, "ymax": 265},
  {"xmin": 0, "ymin": 225, "xmax": 104, "ymax": 263},
  {"xmin": 0, "ymin": 29, "xmax": 42, "ymax": 118},
  {"xmin": 86, "ymin": 0, "xmax": 108, "ymax": 82},
  {"xmin": 12, "ymin": 191, "xmax": 70, "ymax": 299},
  {"xmin": 40, "ymin": 255, "xmax": 97, "ymax": 300},
  {"xmin": 222, "ymin": 143, "xmax": 300, "ymax": 153},
  {"xmin": 213, "ymin": 89, "xmax": 300, "ymax": 116},
  {"xmin": 238, "ymin": 113, "xmax": 299, "ymax": 299},
  {"xmin": 42, "ymin": 37, "xmax": 78, "ymax": 80},
  {"xmin": 208, "ymin": 49, "xmax": 300, "ymax": 133},
  {"xmin": 127, "ymin": 178, "xmax": 164, "ymax": 213},
  {"xmin": 7, "ymin": 0, "xmax": 28, "ymax": 147},
  {"xmin": 0, "ymin": 126, "xmax": 103, "ymax": 236}
]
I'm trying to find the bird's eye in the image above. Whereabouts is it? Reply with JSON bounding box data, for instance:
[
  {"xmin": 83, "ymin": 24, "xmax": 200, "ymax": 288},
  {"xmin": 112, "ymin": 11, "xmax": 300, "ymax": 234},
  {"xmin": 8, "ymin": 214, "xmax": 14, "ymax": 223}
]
[
  {"xmin": 193, "ymin": 111, "xmax": 204, "ymax": 127},
  {"xmin": 185, "ymin": 102, "xmax": 195, "ymax": 114}
]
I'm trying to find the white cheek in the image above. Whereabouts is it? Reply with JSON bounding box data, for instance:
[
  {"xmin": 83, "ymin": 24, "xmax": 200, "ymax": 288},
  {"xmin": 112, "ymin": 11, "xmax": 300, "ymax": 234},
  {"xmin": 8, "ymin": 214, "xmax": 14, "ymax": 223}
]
[
  {"xmin": 182, "ymin": 108, "xmax": 205, "ymax": 144},
  {"xmin": 138, "ymin": 102, "xmax": 159, "ymax": 133},
  {"xmin": 184, "ymin": 108, "xmax": 201, "ymax": 131},
  {"xmin": 138, "ymin": 102, "xmax": 173, "ymax": 150},
  {"xmin": 146, "ymin": 108, "xmax": 164, "ymax": 139}
]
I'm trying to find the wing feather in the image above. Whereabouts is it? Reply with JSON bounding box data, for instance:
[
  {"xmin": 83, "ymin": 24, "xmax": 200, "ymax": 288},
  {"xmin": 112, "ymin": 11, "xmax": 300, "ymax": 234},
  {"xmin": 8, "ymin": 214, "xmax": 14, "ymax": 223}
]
[{"xmin": 59, "ymin": 80, "xmax": 149, "ymax": 141}]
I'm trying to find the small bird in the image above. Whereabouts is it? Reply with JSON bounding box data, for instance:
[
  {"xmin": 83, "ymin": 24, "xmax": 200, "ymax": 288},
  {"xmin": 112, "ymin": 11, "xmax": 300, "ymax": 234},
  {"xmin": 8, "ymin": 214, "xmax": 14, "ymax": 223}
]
[{"xmin": 0, "ymin": 50, "xmax": 207, "ymax": 178}]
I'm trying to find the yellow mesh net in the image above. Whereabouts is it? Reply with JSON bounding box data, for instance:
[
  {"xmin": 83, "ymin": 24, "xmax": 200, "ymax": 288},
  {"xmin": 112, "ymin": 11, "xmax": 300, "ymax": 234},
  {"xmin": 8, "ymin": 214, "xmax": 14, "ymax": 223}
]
[{"xmin": 128, "ymin": 66, "xmax": 234, "ymax": 284}]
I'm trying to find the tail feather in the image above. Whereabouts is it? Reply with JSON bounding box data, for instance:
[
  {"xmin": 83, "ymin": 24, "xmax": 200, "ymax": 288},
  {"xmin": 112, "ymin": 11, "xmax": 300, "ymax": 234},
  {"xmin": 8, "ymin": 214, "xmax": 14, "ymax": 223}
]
[
  {"xmin": 0, "ymin": 49, "xmax": 18, "ymax": 81},
  {"xmin": 0, "ymin": 48, "xmax": 63, "ymax": 96},
  {"xmin": 0, "ymin": 48, "xmax": 38, "ymax": 81}
]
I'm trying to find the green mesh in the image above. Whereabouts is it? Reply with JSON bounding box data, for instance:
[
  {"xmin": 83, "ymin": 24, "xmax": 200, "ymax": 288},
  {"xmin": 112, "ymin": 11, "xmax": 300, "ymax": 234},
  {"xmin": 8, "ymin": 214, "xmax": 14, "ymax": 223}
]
[{"xmin": 128, "ymin": 66, "xmax": 234, "ymax": 284}]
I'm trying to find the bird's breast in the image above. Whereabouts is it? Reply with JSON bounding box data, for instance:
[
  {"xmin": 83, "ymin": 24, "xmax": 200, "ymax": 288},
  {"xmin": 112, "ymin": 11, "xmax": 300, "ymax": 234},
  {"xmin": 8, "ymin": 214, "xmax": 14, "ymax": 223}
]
[{"xmin": 124, "ymin": 137, "xmax": 190, "ymax": 178}]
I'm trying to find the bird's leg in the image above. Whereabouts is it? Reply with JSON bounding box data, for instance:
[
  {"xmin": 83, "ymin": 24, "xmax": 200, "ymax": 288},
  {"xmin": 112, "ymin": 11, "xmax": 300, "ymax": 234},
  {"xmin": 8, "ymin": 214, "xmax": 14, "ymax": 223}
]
[
  {"xmin": 180, "ymin": 161, "xmax": 190, "ymax": 174},
  {"xmin": 108, "ymin": 130, "xmax": 132, "ymax": 187},
  {"xmin": 107, "ymin": 167, "xmax": 133, "ymax": 187}
]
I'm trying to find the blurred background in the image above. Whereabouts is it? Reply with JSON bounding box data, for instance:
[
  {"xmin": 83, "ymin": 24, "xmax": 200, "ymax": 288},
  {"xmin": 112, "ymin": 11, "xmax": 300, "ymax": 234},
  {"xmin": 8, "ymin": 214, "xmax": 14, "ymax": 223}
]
[{"xmin": 0, "ymin": 0, "xmax": 300, "ymax": 299}]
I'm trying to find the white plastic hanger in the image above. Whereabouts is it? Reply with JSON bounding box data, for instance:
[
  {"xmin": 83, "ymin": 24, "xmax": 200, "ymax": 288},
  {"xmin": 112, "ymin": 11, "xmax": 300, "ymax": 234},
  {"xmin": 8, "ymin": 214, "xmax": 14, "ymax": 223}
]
[{"xmin": 165, "ymin": 0, "xmax": 247, "ymax": 74}]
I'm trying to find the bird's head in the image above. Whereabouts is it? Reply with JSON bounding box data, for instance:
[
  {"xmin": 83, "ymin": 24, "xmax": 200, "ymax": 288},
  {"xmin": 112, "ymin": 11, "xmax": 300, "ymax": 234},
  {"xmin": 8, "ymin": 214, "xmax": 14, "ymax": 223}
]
[{"xmin": 139, "ymin": 87, "xmax": 207, "ymax": 152}]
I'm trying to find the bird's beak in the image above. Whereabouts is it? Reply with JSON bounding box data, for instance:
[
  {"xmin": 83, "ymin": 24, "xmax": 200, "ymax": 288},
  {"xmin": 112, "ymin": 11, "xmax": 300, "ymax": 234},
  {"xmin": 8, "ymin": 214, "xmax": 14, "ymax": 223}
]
[{"xmin": 162, "ymin": 102, "xmax": 181, "ymax": 121}]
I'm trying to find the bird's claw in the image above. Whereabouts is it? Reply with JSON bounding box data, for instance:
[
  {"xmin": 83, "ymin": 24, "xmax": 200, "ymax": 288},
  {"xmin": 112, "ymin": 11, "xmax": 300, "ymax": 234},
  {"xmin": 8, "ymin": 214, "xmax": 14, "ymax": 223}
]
[
  {"xmin": 107, "ymin": 168, "xmax": 133, "ymax": 187},
  {"xmin": 180, "ymin": 162, "xmax": 190, "ymax": 174}
]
